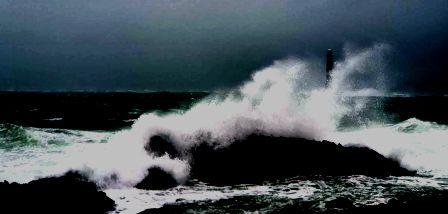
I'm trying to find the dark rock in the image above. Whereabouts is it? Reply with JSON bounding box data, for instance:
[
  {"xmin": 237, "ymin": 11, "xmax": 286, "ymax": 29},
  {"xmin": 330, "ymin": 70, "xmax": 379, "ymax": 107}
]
[
  {"xmin": 144, "ymin": 135, "xmax": 179, "ymax": 158},
  {"xmin": 326, "ymin": 197, "xmax": 355, "ymax": 210},
  {"xmin": 135, "ymin": 167, "xmax": 178, "ymax": 190},
  {"xmin": 189, "ymin": 134, "xmax": 414, "ymax": 185},
  {"xmin": 0, "ymin": 171, "xmax": 115, "ymax": 213}
]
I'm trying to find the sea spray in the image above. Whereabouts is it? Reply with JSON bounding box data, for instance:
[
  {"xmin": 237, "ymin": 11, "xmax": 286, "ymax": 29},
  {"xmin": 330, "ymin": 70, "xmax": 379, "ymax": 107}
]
[
  {"xmin": 326, "ymin": 118, "xmax": 448, "ymax": 177},
  {"xmin": 77, "ymin": 43, "xmax": 393, "ymax": 187},
  {"xmin": 3, "ymin": 44, "xmax": 442, "ymax": 188}
]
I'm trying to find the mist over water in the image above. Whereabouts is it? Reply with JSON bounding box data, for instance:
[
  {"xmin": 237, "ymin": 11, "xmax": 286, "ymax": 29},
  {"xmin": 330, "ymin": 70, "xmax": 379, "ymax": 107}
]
[
  {"xmin": 2, "ymin": 43, "xmax": 448, "ymax": 213},
  {"xmin": 1, "ymin": 43, "xmax": 448, "ymax": 190},
  {"xmin": 62, "ymin": 43, "xmax": 447, "ymax": 187}
]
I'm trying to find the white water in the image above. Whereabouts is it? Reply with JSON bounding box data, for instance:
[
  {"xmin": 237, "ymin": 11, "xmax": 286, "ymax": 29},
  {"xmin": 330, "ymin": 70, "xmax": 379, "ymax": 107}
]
[
  {"xmin": 64, "ymin": 43, "xmax": 390, "ymax": 187},
  {"xmin": 327, "ymin": 118, "xmax": 448, "ymax": 177},
  {"xmin": 1, "ymin": 43, "xmax": 448, "ymax": 182},
  {"xmin": 1, "ymin": 43, "xmax": 448, "ymax": 213}
]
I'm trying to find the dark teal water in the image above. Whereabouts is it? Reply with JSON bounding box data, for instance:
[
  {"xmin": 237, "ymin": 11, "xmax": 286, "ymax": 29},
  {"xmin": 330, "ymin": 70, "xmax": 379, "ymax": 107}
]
[{"xmin": 1, "ymin": 92, "xmax": 448, "ymax": 213}]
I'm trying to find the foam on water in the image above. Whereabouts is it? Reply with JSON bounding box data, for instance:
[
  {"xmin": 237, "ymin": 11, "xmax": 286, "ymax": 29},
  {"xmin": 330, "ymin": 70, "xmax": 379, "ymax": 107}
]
[
  {"xmin": 105, "ymin": 181, "xmax": 317, "ymax": 213},
  {"xmin": 1, "ymin": 43, "xmax": 448, "ymax": 190},
  {"xmin": 0, "ymin": 126, "xmax": 113, "ymax": 183},
  {"xmin": 1, "ymin": 43, "xmax": 448, "ymax": 213},
  {"xmin": 327, "ymin": 118, "xmax": 448, "ymax": 177},
  {"xmin": 105, "ymin": 175, "xmax": 447, "ymax": 214},
  {"xmin": 81, "ymin": 43, "xmax": 400, "ymax": 187}
]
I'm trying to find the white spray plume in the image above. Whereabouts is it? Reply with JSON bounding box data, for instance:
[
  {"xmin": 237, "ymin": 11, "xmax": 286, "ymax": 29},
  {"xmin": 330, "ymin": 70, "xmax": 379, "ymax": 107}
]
[
  {"xmin": 72, "ymin": 43, "xmax": 391, "ymax": 187},
  {"xmin": 4, "ymin": 43, "xmax": 448, "ymax": 187}
]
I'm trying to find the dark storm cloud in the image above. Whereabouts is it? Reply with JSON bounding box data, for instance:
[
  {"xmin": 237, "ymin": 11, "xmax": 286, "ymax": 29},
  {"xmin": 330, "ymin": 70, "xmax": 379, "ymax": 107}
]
[{"xmin": 0, "ymin": 0, "xmax": 447, "ymax": 93}]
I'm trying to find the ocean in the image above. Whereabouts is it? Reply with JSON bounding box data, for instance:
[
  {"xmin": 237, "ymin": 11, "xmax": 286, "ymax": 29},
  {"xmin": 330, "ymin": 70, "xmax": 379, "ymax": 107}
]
[
  {"xmin": 1, "ymin": 46, "xmax": 448, "ymax": 213},
  {"xmin": 1, "ymin": 91, "xmax": 447, "ymax": 213}
]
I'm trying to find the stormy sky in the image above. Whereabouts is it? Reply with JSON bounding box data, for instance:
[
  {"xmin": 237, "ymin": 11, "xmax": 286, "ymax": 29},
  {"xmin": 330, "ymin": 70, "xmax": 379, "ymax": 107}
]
[{"xmin": 0, "ymin": 0, "xmax": 447, "ymax": 93}]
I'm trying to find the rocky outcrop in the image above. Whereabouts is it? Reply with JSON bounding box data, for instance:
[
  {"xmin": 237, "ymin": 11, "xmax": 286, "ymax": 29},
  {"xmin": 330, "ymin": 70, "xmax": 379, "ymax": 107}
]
[
  {"xmin": 144, "ymin": 135, "xmax": 179, "ymax": 158},
  {"xmin": 136, "ymin": 134, "xmax": 414, "ymax": 188},
  {"xmin": 0, "ymin": 171, "xmax": 115, "ymax": 213},
  {"xmin": 135, "ymin": 167, "xmax": 179, "ymax": 190},
  {"xmin": 189, "ymin": 134, "xmax": 414, "ymax": 185}
]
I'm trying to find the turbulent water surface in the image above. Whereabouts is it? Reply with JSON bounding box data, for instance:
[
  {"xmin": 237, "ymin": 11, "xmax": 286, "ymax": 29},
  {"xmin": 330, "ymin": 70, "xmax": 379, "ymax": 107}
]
[{"xmin": 1, "ymin": 45, "xmax": 448, "ymax": 213}]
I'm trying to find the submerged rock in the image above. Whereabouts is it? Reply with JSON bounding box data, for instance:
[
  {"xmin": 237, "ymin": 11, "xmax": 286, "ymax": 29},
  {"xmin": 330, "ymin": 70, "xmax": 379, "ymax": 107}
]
[
  {"xmin": 0, "ymin": 171, "xmax": 115, "ymax": 213},
  {"xmin": 144, "ymin": 135, "xmax": 179, "ymax": 158},
  {"xmin": 135, "ymin": 167, "xmax": 178, "ymax": 190}
]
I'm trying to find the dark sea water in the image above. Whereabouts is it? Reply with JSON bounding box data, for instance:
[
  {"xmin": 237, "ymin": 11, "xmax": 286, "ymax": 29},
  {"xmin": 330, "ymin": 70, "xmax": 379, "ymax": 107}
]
[
  {"xmin": 0, "ymin": 92, "xmax": 208, "ymax": 131},
  {"xmin": 1, "ymin": 91, "xmax": 448, "ymax": 213},
  {"xmin": 1, "ymin": 91, "xmax": 447, "ymax": 130}
]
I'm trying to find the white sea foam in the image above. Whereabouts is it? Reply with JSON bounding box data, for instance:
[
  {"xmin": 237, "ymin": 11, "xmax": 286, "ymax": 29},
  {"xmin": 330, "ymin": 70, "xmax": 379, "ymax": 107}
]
[
  {"xmin": 326, "ymin": 118, "xmax": 448, "ymax": 177},
  {"xmin": 77, "ymin": 43, "xmax": 396, "ymax": 187},
  {"xmin": 1, "ymin": 43, "xmax": 448, "ymax": 189}
]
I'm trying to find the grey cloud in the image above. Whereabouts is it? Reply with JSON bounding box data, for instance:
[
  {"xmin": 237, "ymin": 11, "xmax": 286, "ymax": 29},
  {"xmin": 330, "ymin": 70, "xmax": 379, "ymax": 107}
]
[{"xmin": 0, "ymin": 0, "xmax": 447, "ymax": 93}]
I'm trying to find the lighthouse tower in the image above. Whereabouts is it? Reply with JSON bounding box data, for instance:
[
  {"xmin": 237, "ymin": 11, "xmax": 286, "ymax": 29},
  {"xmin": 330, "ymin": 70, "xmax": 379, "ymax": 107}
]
[{"xmin": 326, "ymin": 49, "xmax": 334, "ymax": 87}]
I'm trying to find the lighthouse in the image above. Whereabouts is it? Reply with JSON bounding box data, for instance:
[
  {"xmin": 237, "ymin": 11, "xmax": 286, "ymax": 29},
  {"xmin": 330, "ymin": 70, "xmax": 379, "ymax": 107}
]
[{"xmin": 326, "ymin": 49, "xmax": 334, "ymax": 87}]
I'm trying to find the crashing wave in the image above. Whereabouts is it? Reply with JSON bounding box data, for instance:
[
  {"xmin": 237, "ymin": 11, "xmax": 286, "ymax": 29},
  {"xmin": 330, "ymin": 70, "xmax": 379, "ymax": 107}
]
[
  {"xmin": 71, "ymin": 43, "xmax": 413, "ymax": 187},
  {"xmin": 395, "ymin": 118, "xmax": 446, "ymax": 133},
  {"xmin": 3, "ymin": 43, "xmax": 447, "ymax": 189}
]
